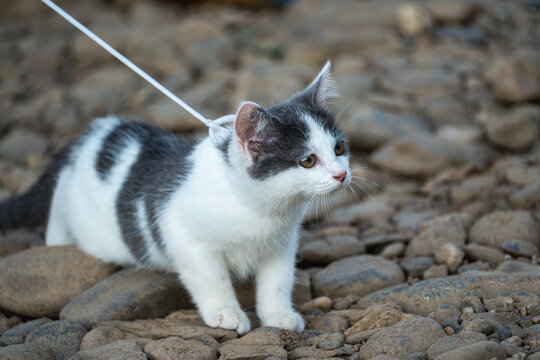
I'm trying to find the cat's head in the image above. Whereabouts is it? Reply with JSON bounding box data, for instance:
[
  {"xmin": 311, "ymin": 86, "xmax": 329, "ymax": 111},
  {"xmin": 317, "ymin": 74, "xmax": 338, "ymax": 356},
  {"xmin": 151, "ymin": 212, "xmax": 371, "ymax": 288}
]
[{"xmin": 231, "ymin": 61, "xmax": 350, "ymax": 200}]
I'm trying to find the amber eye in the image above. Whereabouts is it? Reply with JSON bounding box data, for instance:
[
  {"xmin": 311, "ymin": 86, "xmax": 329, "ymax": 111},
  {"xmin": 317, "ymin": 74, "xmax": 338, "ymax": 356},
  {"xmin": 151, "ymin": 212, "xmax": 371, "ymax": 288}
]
[
  {"xmin": 334, "ymin": 142, "xmax": 344, "ymax": 156},
  {"xmin": 300, "ymin": 154, "xmax": 316, "ymax": 168}
]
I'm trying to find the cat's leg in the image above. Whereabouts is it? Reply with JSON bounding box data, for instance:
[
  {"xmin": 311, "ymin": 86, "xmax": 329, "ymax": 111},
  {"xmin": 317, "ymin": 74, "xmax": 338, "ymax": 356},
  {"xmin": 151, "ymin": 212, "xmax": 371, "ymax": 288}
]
[
  {"xmin": 174, "ymin": 247, "xmax": 250, "ymax": 334},
  {"xmin": 255, "ymin": 244, "xmax": 305, "ymax": 332}
]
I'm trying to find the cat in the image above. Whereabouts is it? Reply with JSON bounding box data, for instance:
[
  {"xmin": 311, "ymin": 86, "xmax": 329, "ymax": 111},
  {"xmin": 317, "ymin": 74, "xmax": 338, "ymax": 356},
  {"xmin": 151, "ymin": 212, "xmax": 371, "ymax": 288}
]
[{"xmin": 0, "ymin": 62, "xmax": 350, "ymax": 334}]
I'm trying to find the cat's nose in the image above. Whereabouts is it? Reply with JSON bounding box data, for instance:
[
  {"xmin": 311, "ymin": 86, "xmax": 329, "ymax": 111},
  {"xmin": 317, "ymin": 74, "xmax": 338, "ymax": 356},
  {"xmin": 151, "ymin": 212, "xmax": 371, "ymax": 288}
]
[{"xmin": 333, "ymin": 171, "xmax": 347, "ymax": 183}]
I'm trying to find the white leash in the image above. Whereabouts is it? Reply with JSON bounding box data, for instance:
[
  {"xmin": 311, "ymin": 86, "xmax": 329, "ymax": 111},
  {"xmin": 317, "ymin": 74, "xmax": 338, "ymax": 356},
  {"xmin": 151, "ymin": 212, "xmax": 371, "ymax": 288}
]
[{"xmin": 41, "ymin": 0, "xmax": 217, "ymax": 128}]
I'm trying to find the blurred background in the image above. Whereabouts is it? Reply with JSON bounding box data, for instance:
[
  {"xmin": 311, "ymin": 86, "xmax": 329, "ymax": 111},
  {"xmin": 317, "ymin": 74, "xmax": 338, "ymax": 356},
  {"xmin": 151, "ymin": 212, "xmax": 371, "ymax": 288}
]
[{"xmin": 0, "ymin": 0, "xmax": 539, "ymax": 259}]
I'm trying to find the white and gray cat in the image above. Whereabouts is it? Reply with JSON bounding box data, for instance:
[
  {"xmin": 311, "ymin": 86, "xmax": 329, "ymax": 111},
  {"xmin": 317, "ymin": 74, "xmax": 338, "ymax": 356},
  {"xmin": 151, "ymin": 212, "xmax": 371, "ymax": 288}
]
[{"xmin": 0, "ymin": 62, "xmax": 351, "ymax": 334}]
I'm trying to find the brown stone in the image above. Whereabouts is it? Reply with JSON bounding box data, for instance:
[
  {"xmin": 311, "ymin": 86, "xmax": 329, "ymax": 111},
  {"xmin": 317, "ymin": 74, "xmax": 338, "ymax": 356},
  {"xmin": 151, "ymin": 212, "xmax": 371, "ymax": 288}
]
[{"xmin": 144, "ymin": 336, "xmax": 217, "ymax": 360}]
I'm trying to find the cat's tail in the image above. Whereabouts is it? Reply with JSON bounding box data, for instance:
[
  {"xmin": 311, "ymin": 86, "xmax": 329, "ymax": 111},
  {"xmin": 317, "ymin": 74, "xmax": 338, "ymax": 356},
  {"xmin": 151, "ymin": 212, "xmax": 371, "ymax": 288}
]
[{"xmin": 0, "ymin": 146, "xmax": 72, "ymax": 229}]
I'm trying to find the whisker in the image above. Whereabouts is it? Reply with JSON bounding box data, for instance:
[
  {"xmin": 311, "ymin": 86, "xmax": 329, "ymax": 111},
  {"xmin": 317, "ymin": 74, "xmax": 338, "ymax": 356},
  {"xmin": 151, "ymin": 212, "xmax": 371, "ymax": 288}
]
[{"xmin": 350, "ymin": 176, "xmax": 380, "ymax": 187}]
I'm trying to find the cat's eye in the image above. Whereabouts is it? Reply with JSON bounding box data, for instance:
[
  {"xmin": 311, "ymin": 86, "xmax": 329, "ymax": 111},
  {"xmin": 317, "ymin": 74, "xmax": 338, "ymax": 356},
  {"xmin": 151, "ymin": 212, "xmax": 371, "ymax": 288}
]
[
  {"xmin": 334, "ymin": 142, "xmax": 344, "ymax": 156},
  {"xmin": 300, "ymin": 154, "xmax": 316, "ymax": 168}
]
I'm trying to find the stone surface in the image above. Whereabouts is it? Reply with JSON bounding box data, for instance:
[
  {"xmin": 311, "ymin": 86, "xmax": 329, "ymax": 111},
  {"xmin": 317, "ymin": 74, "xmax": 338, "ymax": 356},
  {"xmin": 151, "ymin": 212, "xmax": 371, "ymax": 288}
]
[
  {"xmin": 344, "ymin": 303, "xmax": 403, "ymax": 338},
  {"xmin": 434, "ymin": 243, "xmax": 464, "ymax": 273},
  {"xmin": 0, "ymin": 318, "xmax": 51, "ymax": 345},
  {"xmin": 0, "ymin": 246, "xmax": 117, "ymax": 318},
  {"xmin": 312, "ymin": 255, "xmax": 405, "ymax": 298},
  {"xmin": 144, "ymin": 336, "xmax": 217, "ymax": 360},
  {"xmin": 79, "ymin": 325, "xmax": 132, "ymax": 351},
  {"xmin": 401, "ymin": 256, "xmax": 435, "ymax": 277},
  {"xmin": 426, "ymin": 0, "xmax": 477, "ymax": 23},
  {"xmin": 0, "ymin": 343, "xmax": 54, "ymax": 360},
  {"xmin": 501, "ymin": 239, "xmax": 540, "ymax": 258},
  {"xmin": 407, "ymin": 214, "xmax": 467, "ymax": 256},
  {"xmin": 469, "ymin": 211, "xmax": 539, "ymax": 250},
  {"xmin": 395, "ymin": 3, "xmax": 434, "ymax": 35},
  {"xmin": 0, "ymin": 128, "xmax": 48, "ymax": 164},
  {"xmin": 299, "ymin": 296, "xmax": 332, "ymax": 314},
  {"xmin": 219, "ymin": 327, "xmax": 286, "ymax": 360},
  {"xmin": 25, "ymin": 320, "xmax": 87, "ymax": 360},
  {"xmin": 486, "ymin": 49, "xmax": 540, "ymax": 103},
  {"xmin": 60, "ymin": 269, "xmax": 193, "ymax": 328},
  {"xmin": 358, "ymin": 317, "xmax": 445, "ymax": 359},
  {"xmin": 299, "ymin": 229, "xmax": 364, "ymax": 265},
  {"xmin": 463, "ymin": 244, "xmax": 506, "ymax": 266},
  {"xmin": 484, "ymin": 106, "xmax": 539, "ymax": 151},
  {"xmin": 432, "ymin": 340, "xmax": 506, "ymax": 360},
  {"xmin": 70, "ymin": 339, "xmax": 147, "ymax": 360}
]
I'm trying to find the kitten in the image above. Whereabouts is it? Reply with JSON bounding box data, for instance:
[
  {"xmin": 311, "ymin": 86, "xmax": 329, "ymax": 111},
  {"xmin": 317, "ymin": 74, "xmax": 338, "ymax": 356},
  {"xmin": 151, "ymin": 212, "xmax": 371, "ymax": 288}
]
[{"xmin": 0, "ymin": 62, "xmax": 350, "ymax": 334}]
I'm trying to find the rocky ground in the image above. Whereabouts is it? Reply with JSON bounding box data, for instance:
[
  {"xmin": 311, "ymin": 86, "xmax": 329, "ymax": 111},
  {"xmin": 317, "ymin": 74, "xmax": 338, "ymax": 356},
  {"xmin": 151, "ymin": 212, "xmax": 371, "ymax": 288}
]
[{"xmin": 1, "ymin": 0, "xmax": 540, "ymax": 359}]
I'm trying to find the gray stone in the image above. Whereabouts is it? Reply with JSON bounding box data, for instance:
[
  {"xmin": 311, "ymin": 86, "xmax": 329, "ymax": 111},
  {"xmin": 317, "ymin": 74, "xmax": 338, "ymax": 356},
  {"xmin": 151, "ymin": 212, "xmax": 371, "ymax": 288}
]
[
  {"xmin": 312, "ymin": 255, "xmax": 405, "ymax": 298},
  {"xmin": 299, "ymin": 229, "xmax": 364, "ymax": 265},
  {"xmin": 0, "ymin": 246, "xmax": 117, "ymax": 318},
  {"xmin": 429, "ymin": 304, "xmax": 461, "ymax": 323},
  {"xmin": 219, "ymin": 327, "xmax": 286, "ymax": 360},
  {"xmin": 79, "ymin": 325, "xmax": 131, "ymax": 351},
  {"xmin": 394, "ymin": 3, "xmax": 434, "ymax": 36},
  {"xmin": 308, "ymin": 314, "xmax": 349, "ymax": 333},
  {"xmin": 0, "ymin": 128, "xmax": 48, "ymax": 164},
  {"xmin": 71, "ymin": 339, "xmax": 147, "ymax": 360},
  {"xmin": 0, "ymin": 343, "xmax": 54, "ymax": 360},
  {"xmin": 432, "ymin": 341, "xmax": 506, "ymax": 360},
  {"xmin": 358, "ymin": 317, "xmax": 445, "ymax": 359},
  {"xmin": 502, "ymin": 239, "xmax": 540, "ymax": 258},
  {"xmin": 25, "ymin": 320, "xmax": 87, "ymax": 360},
  {"xmin": 434, "ymin": 244, "xmax": 464, "ymax": 273},
  {"xmin": 511, "ymin": 182, "xmax": 540, "ymax": 208},
  {"xmin": 426, "ymin": 0, "xmax": 477, "ymax": 23},
  {"xmin": 423, "ymin": 265, "xmax": 448, "ymax": 279},
  {"xmin": 401, "ymin": 257, "xmax": 435, "ymax": 278},
  {"xmin": 464, "ymin": 244, "xmax": 506, "ymax": 266},
  {"xmin": 484, "ymin": 106, "xmax": 539, "ymax": 151},
  {"xmin": 407, "ymin": 215, "xmax": 467, "ymax": 256},
  {"xmin": 0, "ymin": 318, "xmax": 51, "ymax": 345},
  {"xmin": 60, "ymin": 269, "xmax": 193, "ymax": 328},
  {"xmin": 144, "ymin": 336, "xmax": 216, "ymax": 360}
]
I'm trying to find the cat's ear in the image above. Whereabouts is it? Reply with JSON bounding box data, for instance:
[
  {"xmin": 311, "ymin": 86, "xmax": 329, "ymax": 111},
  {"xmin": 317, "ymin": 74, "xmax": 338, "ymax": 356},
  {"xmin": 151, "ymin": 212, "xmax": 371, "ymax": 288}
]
[
  {"xmin": 234, "ymin": 101, "xmax": 272, "ymax": 161},
  {"xmin": 302, "ymin": 60, "xmax": 338, "ymax": 109}
]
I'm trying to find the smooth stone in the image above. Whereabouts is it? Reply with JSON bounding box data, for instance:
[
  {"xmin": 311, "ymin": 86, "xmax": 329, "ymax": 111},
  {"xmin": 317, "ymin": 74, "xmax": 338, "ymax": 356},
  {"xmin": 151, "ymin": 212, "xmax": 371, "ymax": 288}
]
[
  {"xmin": 0, "ymin": 318, "xmax": 51, "ymax": 345},
  {"xmin": 60, "ymin": 268, "xmax": 193, "ymax": 328},
  {"xmin": 308, "ymin": 314, "xmax": 349, "ymax": 333},
  {"xmin": 426, "ymin": 0, "xmax": 477, "ymax": 23},
  {"xmin": 381, "ymin": 242, "xmax": 406, "ymax": 259},
  {"xmin": 144, "ymin": 336, "xmax": 217, "ymax": 360},
  {"xmin": 290, "ymin": 344, "xmax": 355, "ymax": 359},
  {"xmin": 70, "ymin": 339, "xmax": 147, "ymax": 360},
  {"xmin": 79, "ymin": 325, "xmax": 132, "ymax": 351},
  {"xmin": 299, "ymin": 296, "xmax": 333, "ymax": 314},
  {"xmin": 423, "ymin": 265, "xmax": 448, "ymax": 279},
  {"xmin": 358, "ymin": 317, "xmax": 445, "ymax": 359},
  {"xmin": 219, "ymin": 327, "xmax": 286, "ymax": 360},
  {"xmin": 484, "ymin": 106, "xmax": 539, "ymax": 151},
  {"xmin": 469, "ymin": 211, "xmax": 539, "ymax": 250},
  {"xmin": 394, "ymin": 3, "xmax": 434, "ymax": 35},
  {"xmin": 432, "ymin": 340, "xmax": 506, "ymax": 360},
  {"xmin": 0, "ymin": 230, "xmax": 43, "ymax": 257},
  {"xmin": 0, "ymin": 246, "xmax": 117, "ymax": 318},
  {"xmin": 344, "ymin": 303, "xmax": 403, "ymax": 338},
  {"xmin": 0, "ymin": 343, "xmax": 54, "ymax": 360},
  {"xmin": 429, "ymin": 304, "xmax": 461, "ymax": 323},
  {"xmin": 434, "ymin": 243, "xmax": 464, "ymax": 273},
  {"xmin": 407, "ymin": 214, "xmax": 467, "ymax": 256},
  {"xmin": 501, "ymin": 239, "xmax": 540, "ymax": 258},
  {"xmin": 463, "ymin": 244, "xmax": 506, "ymax": 266},
  {"xmin": 0, "ymin": 128, "xmax": 48, "ymax": 164},
  {"xmin": 511, "ymin": 182, "xmax": 540, "ymax": 208},
  {"xmin": 299, "ymin": 230, "xmax": 365, "ymax": 265},
  {"xmin": 401, "ymin": 256, "xmax": 435, "ymax": 278},
  {"xmin": 312, "ymin": 255, "xmax": 405, "ymax": 298},
  {"xmin": 25, "ymin": 320, "xmax": 87, "ymax": 360}
]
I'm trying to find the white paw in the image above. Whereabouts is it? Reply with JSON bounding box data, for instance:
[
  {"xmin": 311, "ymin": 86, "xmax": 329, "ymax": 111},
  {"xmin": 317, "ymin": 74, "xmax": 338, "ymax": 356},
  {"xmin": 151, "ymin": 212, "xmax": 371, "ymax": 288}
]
[
  {"xmin": 203, "ymin": 307, "xmax": 251, "ymax": 334},
  {"xmin": 261, "ymin": 311, "xmax": 305, "ymax": 332}
]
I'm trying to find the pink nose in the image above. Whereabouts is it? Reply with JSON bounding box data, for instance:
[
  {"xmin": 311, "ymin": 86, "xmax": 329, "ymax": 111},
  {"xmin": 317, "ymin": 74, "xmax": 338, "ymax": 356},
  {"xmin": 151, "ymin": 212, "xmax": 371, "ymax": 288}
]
[{"xmin": 333, "ymin": 171, "xmax": 346, "ymax": 183}]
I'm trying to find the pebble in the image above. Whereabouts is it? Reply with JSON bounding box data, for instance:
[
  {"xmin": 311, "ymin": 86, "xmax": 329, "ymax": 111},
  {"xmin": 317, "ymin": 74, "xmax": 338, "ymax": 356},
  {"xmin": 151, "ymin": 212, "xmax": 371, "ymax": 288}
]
[
  {"xmin": 218, "ymin": 327, "xmax": 286, "ymax": 360},
  {"xmin": 290, "ymin": 344, "xmax": 355, "ymax": 359},
  {"xmin": 502, "ymin": 239, "xmax": 540, "ymax": 258},
  {"xmin": 381, "ymin": 242, "xmax": 406, "ymax": 259},
  {"xmin": 60, "ymin": 269, "xmax": 193, "ymax": 328},
  {"xmin": 484, "ymin": 106, "xmax": 540, "ymax": 151},
  {"xmin": 144, "ymin": 336, "xmax": 217, "ymax": 360},
  {"xmin": 434, "ymin": 243, "xmax": 464, "ymax": 273},
  {"xmin": 462, "ymin": 319, "xmax": 495, "ymax": 335},
  {"xmin": 511, "ymin": 182, "xmax": 540, "ymax": 209},
  {"xmin": 70, "ymin": 339, "xmax": 147, "ymax": 360},
  {"xmin": 464, "ymin": 244, "xmax": 506, "ymax": 266},
  {"xmin": 344, "ymin": 303, "xmax": 404, "ymax": 337},
  {"xmin": 25, "ymin": 320, "xmax": 87, "ymax": 360},
  {"xmin": 425, "ymin": 0, "xmax": 477, "ymax": 23},
  {"xmin": 395, "ymin": 3, "xmax": 434, "ymax": 36},
  {"xmin": 0, "ymin": 246, "xmax": 117, "ymax": 318},
  {"xmin": 0, "ymin": 343, "xmax": 55, "ymax": 360},
  {"xmin": 432, "ymin": 340, "xmax": 506, "ymax": 360},
  {"xmin": 406, "ymin": 214, "xmax": 467, "ymax": 256},
  {"xmin": 299, "ymin": 296, "xmax": 333, "ymax": 314},
  {"xmin": 312, "ymin": 255, "xmax": 405, "ymax": 298},
  {"xmin": 401, "ymin": 256, "xmax": 436, "ymax": 278},
  {"xmin": 359, "ymin": 317, "xmax": 445, "ymax": 359},
  {"xmin": 308, "ymin": 315, "xmax": 349, "ymax": 333},
  {"xmin": 0, "ymin": 128, "xmax": 48, "ymax": 164},
  {"xmin": 299, "ymin": 231, "xmax": 365, "ymax": 265},
  {"xmin": 0, "ymin": 318, "xmax": 51, "ymax": 346},
  {"xmin": 430, "ymin": 304, "xmax": 461, "ymax": 323},
  {"xmin": 427, "ymin": 332, "xmax": 487, "ymax": 359},
  {"xmin": 423, "ymin": 264, "xmax": 448, "ymax": 279},
  {"xmin": 79, "ymin": 325, "xmax": 131, "ymax": 351},
  {"xmin": 469, "ymin": 211, "xmax": 539, "ymax": 250}
]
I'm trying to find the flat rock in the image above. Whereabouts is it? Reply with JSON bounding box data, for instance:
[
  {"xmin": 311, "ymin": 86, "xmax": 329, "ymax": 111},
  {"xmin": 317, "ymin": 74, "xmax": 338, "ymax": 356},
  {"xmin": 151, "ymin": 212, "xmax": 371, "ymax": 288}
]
[
  {"xmin": 511, "ymin": 182, "xmax": 540, "ymax": 208},
  {"xmin": 433, "ymin": 340, "xmax": 506, "ymax": 360},
  {"xmin": 484, "ymin": 106, "xmax": 539, "ymax": 151},
  {"xmin": 290, "ymin": 344, "xmax": 355, "ymax": 359},
  {"xmin": 469, "ymin": 211, "xmax": 539, "ymax": 250},
  {"xmin": 60, "ymin": 268, "xmax": 193, "ymax": 328},
  {"xmin": 501, "ymin": 239, "xmax": 540, "ymax": 258},
  {"xmin": 344, "ymin": 303, "xmax": 403, "ymax": 339},
  {"xmin": 401, "ymin": 256, "xmax": 435, "ymax": 277},
  {"xmin": 219, "ymin": 327, "xmax": 286, "ymax": 360},
  {"xmin": 342, "ymin": 105, "xmax": 429, "ymax": 150},
  {"xmin": 100, "ymin": 318, "xmax": 237, "ymax": 343},
  {"xmin": 0, "ymin": 246, "xmax": 117, "ymax": 318},
  {"xmin": 463, "ymin": 244, "xmax": 506, "ymax": 266},
  {"xmin": 0, "ymin": 318, "xmax": 51, "ymax": 345},
  {"xmin": 0, "ymin": 128, "xmax": 48, "ymax": 164},
  {"xmin": 486, "ymin": 49, "xmax": 540, "ymax": 103},
  {"xmin": 299, "ymin": 229, "xmax": 364, "ymax": 265},
  {"xmin": 358, "ymin": 317, "xmax": 445, "ymax": 359},
  {"xmin": 79, "ymin": 325, "xmax": 133, "ymax": 351},
  {"xmin": 407, "ymin": 214, "xmax": 467, "ymax": 256},
  {"xmin": 71, "ymin": 339, "xmax": 147, "ymax": 360},
  {"xmin": 0, "ymin": 343, "xmax": 54, "ymax": 360},
  {"xmin": 25, "ymin": 320, "xmax": 87, "ymax": 360},
  {"xmin": 144, "ymin": 336, "xmax": 217, "ymax": 360},
  {"xmin": 308, "ymin": 314, "xmax": 349, "ymax": 333},
  {"xmin": 312, "ymin": 255, "xmax": 405, "ymax": 298},
  {"xmin": 427, "ymin": 332, "xmax": 487, "ymax": 359}
]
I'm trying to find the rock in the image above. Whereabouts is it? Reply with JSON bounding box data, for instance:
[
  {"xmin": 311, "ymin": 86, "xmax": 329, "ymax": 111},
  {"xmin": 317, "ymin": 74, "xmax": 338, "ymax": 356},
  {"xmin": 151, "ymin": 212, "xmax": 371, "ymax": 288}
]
[
  {"xmin": 312, "ymin": 255, "xmax": 405, "ymax": 298},
  {"xmin": 427, "ymin": 332, "xmax": 487, "ymax": 359},
  {"xmin": 342, "ymin": 105, "xmax": 429, "ymax": 150},
  {"xmin": 219, "ymin": 327, "xmax": 286, "ymax": 360},
  {"xmin": 0, "ymin": 230, "xmax": 43, "ymax": 257},
  {"xmin": 299, "ymin": 297, "xmax": 332, "ymax": 314},
  {"xmin": 0, "ymin": 318, "xmax": 51, "ymax": 345},
  {"xmin": 60, "ymin": 269, "xmax": 192, "ymax": 328},
  {"xmin": 99, "ymin": 318, "xmax": 237, "ymax": 343},
  {"xmin": 395, "ymin": 3, "xmax": 434, "ymax": 35},
  {"xmin": 344, "ymin": 303, "xmax": 403, "ymax": 339},
  {"xmin": 381, "ymin": 242, "xmax": 406, "ymax": 259},
  {"xmin": 380, "ymin": 69, "xmax": 460, "ymax": 98},
  {"xmin": 469, "ymin": 211, "xmax": 539, "ymax": 250},
  {"xmin": 450, "ymin": 174, "xmax": 497, "ymax": 205},
  {"xmin": 371, "ymin": 134, "xmax": 486, "ymax": 178},
  {"xmin": 146, "ymin": 100, "xmax": 207, "ymax": 133},
  {"xmin": 299, "ymin": 228, "xmax": 364, "ymax": 265},
  {"xmin": 308, "ymin": 314, "xmax": 349, "ymax": 333},
  {"xmin": 144, "ymin": 336, "xmax": 216, "ymax": 360},
  {"xmin": 502, "ymin": 239, "xmax": 540, "ymax": 258},
  {"xmin": 0, "ymin": 246, "xmax": 117, "ymax": 318},
  {"xmin": 434, "ymin": 244, "xmax": 464, "ymax": 273},
  {"xmin": 485, "ymin": 50, "xmax": 540, "ymax": 103},
  {"xmin": 429, "ymin": 304, "xmax": 461, "ymax": 323},
  {"xmin": 423, "ymin": 265, "xmax": 448, "ymax": 279},
  {"xmin": 500, "ymin": 162, "xmax": 540, "ymax": 188},
  {"xmin": 432, "ymin": 340, "xmax": 506, "ymax": 360},
  {"xmin": 457, "ymin": 261, "xmax": 489, "ymax": 273},
  {"xmin": 330, "ymin": 197, "xmax": 395, "ymax": 224},
  {"xmin": 464, "ymin": 244, "xmax": 506, "ymax": 266},
  {"xmin": 426, "ymin": 0, "xmax": 477, "ymax": 23},
  {"xmin": 401, "ymin": 256, "xmax": 435, "ymax": 277},
  {"xmin": 0, "ymin": 128, "xmax": 48, "ymax": 164},
  {"xmin": 496, "ymin": 260, "xmax": 540, "ymax": 275},
  {"xmin": 312, "ymin": 332, "xmax": 344, "ymax": 350},
  {"xmin": 358, "ymin": 317, "xmax": 445, "ymax": 359},
  {"xmin": 25, "ymin": 320, "xmax": 87, "ymax": 360},
  {"xmin": 511, "ymin": 182, "xmax": 540, "ymax": 208},
  {"xmin": 462, "ymin": 319, "xmax": 495, "ymax": 335},
  {"xmin": 407, "ymin": 214, "xmax": 467, "ymax": 256},
  {"xmin": 0, "ymin": 343, "xmax": 54, "ymax": 360},
  {"xmin": 71, "ymin": 339, "xmax": 147, "ymax": 360},
  {"xmin": 79, "ymin": 326, "xmax": 132, "ymax": 351},
  {"xmin": 290, "ymin": 344, "xmax": 355, "ymax": 359},
  {"xmin": 484, "ymin": 106, "xmax": 539, "ymax": 151}
]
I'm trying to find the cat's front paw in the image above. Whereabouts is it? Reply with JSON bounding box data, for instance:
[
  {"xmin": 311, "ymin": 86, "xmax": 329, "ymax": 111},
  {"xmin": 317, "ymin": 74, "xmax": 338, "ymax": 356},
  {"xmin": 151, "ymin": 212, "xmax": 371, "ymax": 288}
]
[
  {"xmin": 261, "ymin": 311, "xmax": 305, "ymax": 332},
  {"xmin": 203, "ymin": 307, "xmax": 251, "ymax": 335}
]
